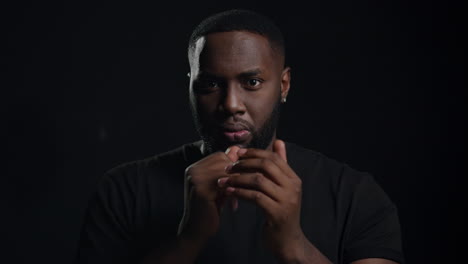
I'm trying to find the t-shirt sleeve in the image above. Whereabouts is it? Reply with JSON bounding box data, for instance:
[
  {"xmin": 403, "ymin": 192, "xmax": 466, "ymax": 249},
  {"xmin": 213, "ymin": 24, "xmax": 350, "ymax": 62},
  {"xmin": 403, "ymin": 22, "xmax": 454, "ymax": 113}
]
[
  {"xmin": 75, "ymin": 164, "xmax": 141, "ymax": 264},
  {"xmin": 343, "ymin": 172, "xmax": 404, "ymax": 264}
]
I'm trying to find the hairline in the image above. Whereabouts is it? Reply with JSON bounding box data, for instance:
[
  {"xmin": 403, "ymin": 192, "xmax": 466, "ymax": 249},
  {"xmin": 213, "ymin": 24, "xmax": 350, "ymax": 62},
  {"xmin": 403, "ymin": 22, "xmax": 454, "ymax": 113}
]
[{"xmin": 188, "ymin": 30, "xmax": 285, "ymax": 69}]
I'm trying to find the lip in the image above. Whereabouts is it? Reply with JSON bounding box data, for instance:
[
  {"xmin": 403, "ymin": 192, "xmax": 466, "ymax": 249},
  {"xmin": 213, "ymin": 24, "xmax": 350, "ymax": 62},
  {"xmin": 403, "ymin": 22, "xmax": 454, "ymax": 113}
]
[
  {"xmin": 218, "ymin": 123, "xmax": 251, "ymax": 142},
  {"xmin": 220, "ymin": 123, "xmax": 249, "ymax": 132},
  {"xmin": 222, "ymin": 130, "xmax": 250, "ymax": 142}
]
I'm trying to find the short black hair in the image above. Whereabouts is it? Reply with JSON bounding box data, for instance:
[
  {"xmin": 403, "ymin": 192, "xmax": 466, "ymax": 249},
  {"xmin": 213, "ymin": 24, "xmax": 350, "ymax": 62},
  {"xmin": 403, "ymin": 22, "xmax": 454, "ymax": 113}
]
[{"xmin": 188, "ymin": 9, "xmax": 285, "ymax": 65}]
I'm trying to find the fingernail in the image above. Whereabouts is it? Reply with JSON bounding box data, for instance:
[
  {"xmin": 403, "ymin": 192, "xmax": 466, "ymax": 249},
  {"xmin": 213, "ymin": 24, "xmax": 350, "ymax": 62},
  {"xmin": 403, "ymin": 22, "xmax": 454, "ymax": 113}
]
[
  {"xmin": 225, "ymin": 161, "xmax": 239, "ymax": 172},
  {"xmin": 217, "ymin": 177, "xmax": 228, "ymax": 187},
  {"xmin": 225, "ymin": 147, "xmax": 231, "ymax": 155},
  {"xmin": 226, "ymin": 186, "xmax": 235, "ymax": 193},
  {"xmin": 231, "ymin": 198, "xmax": 239, "ymax": 212},
  {"xmin": 230, "ymin": 161, "xmax": 240, "ymax": 170},
  {"xmin": 237, "ymin": 148, "xmax": 247, "ymax": 156}
]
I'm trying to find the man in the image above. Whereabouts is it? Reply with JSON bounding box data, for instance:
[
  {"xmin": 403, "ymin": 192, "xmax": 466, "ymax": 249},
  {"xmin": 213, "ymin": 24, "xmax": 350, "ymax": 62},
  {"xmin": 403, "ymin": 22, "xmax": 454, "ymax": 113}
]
[{"xmin": 76, "ymin": 10, "xmax": 404, "ymax": 264}]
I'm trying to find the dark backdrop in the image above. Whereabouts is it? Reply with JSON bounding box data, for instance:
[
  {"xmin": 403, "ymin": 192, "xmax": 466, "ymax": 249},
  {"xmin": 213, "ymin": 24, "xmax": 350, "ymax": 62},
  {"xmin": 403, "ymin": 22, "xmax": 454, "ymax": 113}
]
[{"xmin": 4, "ymin": 1, "xmax": 465, "ymax": 263}]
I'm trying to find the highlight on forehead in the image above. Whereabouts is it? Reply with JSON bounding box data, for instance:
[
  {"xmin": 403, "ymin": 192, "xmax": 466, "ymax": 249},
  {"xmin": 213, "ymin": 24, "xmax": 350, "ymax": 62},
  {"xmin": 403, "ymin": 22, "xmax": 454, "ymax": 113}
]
[{"xmin": 188, "ymin": 37, "xmax": 206, "ymax": 69}]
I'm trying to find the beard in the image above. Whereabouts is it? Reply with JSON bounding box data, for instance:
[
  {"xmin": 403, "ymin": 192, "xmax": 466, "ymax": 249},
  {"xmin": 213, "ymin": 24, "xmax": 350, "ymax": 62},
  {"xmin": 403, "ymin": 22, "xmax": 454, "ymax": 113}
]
[{"xmin": 191, "ymin": 99, "xmax": 281, "ymax": 154}]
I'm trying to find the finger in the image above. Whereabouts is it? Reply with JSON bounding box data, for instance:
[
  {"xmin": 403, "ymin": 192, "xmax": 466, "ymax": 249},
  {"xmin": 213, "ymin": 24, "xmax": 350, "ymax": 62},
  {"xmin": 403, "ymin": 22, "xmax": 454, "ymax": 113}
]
[
  {"xmin": 230, "ymin": 197, "xmax": 238, "ymax": 212},
  {"xmin": 225, "ymin": 146, "xmax": 241, "ymax": 162},
  {"xmin": 217, "ymin": 177, "xmax": 229, "ymax": 188},
  {"xmin": 229, "ymin": 158, "xmax": 287, "ymax": 186},
  {"xmin": 273, "ymin": 139, "xmax": 287, "ymax": 162},
  {"xmin": 215, "ymin": 192, "xmax": 227, "ymax": 211},
  {"xmin": 186, "ymin": 152, "xmax": 235, "ymax": 184},
  {"xmin": 218, "ymin": 177, "xmax": 239, "ymax": 212},
  {"xmin": 226, "ymin": 187, "xmax": 277, "ymax": 217},
  {"xmin": 226, "ymin": 172, "xmax": 281, "ymax": 201},
  {"xmin": 237, "ymin": 148, "xmax": 296, "ymax": 179},
  {"xmin": 187, "ymin": 165, "xmax": 230, "ymax": 186}
]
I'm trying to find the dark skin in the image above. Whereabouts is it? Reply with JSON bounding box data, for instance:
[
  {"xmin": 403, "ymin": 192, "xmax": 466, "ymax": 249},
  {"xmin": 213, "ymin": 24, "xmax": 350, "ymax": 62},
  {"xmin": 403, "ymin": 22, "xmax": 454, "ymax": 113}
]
[
  {"xmin": 188, "ymin": 30, "xmax": 286, "ymax": 152},
  {"xmin": 142, "ymin": 31, "xmax": 398, "ymax": 264}
]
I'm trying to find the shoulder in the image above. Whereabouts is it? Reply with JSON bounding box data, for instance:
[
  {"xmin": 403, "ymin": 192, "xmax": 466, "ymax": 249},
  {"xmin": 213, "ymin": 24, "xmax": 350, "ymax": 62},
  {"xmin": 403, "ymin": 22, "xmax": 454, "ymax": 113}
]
[
  {"xmin": 285, "ymin": 141, "xmax": 346, "ymax": 172},
  {"xmin": 285, "ymin": 141, "xmax": 375, "ymax": 189},
  {"xmin": 288, "ymin": 143, "xmax": 403, "ymax": 262},
  {"xmin": 285, "ymin": 141, "xmax": 396, "ymax": 212},
  {"xmin": 101, "ymin": 141, "xmax": 203, "ymax": 188}
]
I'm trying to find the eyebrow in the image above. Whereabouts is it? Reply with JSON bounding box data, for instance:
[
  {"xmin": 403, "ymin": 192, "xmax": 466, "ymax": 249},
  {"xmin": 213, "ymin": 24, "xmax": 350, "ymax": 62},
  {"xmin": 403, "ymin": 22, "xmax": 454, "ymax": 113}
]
[
  {"xmin": 237, "ymin": 68, "xmax": 263, "ymax": 79},
  {"xmin": 197, "ymin": 68, "xmax": 263, "ymax": 80},
  {"xmin": 197, "ymin": 72, "xmax": 223, "ymax": 80}
]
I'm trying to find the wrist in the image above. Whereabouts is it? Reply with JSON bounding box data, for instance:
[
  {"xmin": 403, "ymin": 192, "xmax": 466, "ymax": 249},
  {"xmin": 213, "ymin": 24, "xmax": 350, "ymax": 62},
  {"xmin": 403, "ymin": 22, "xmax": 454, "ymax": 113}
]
[
  {"xmin": 275, "ymin": 234, "xmax": 332, "ymax": 264},
  {"xmin": 274, "ymin": 231, "xmax": 307, "ymax": 263}
]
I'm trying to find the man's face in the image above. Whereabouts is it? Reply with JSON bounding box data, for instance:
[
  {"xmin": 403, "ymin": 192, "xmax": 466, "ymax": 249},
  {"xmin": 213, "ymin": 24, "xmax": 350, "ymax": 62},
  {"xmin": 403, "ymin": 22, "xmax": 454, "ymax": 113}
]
[{"xmin": 189, "ymin": 31, "xmax": 290, "ymax": 153}]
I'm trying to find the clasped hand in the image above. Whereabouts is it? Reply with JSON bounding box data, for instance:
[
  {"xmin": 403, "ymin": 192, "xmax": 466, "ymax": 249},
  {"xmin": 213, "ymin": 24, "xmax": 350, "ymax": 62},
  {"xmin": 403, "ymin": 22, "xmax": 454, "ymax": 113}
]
[
  {"xmin": 219, "ymin": 140, "xmax": 305, "ymax": 257},
  {"xmin": 179, "ymin": 140, "xmax": 305, "ymax": 259}
]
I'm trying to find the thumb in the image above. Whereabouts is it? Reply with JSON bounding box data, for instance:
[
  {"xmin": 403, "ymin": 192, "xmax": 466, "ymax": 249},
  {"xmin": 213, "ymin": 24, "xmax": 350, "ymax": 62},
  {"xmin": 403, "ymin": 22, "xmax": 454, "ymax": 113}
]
[
  {"xmin": 225, "ymin": 145, "xmax": 241, "ymax": 162},
  {"xmin": 273, "ymin": 139, "xmax": 287, "ymax": 162}
]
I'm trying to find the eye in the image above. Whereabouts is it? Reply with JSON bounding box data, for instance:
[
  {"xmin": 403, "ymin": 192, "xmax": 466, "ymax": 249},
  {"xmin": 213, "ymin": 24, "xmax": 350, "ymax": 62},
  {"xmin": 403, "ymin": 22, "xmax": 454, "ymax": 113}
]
[
  {"xmin": 207, "ymin": 81, "xmax": 219, "ymax": 88},
  {"xmin": 193, "ymin": 79, "xmax": 221, "ymax": 94},
  {"xmin": 248, "ymin": 79, "xmax": 259, "ymax": 86},
  {"xmin": 245, "ymin": 78, "xmax": 263, "ymax": 89}
]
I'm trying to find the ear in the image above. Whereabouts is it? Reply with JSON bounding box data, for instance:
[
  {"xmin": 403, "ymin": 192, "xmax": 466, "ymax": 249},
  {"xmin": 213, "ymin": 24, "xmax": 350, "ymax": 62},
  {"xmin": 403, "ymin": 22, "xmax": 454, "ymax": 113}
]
[{"xmin": 280, "ymin": 67, "xmax": 291, "ymax": 100}]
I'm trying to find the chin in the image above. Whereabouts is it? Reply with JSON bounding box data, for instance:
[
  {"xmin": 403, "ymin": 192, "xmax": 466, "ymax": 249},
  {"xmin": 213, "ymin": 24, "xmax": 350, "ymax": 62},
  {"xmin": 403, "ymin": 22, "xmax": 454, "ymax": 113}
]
[
  {"xmin": 204, "ymin": 137, "xmax": 251, "ymax": 153},
  {"xmin": 217, "ymin": 140, "xmax": 250, "ymax": 151}
]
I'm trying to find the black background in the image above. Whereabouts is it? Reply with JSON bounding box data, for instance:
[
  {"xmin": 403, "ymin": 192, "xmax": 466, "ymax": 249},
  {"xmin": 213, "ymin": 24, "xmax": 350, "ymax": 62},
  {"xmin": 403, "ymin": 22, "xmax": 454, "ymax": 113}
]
[{"xmin": 4, "ymin": 1, "xmax": 465, "ymax": 263}]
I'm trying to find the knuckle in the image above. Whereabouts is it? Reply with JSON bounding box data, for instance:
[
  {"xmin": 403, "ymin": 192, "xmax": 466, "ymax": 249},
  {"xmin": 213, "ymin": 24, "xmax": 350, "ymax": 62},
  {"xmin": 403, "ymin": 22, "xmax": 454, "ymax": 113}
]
[
  {"xmin": 185, "ymin": 167, "xmax": 202, "ymax": 185},
  {"xmin": 184, "ymin": 165, "xmax": 194, "ymax": 176},
  {"xmin": 285, "ymin": 196, "xmax": 299, "ymax": 208},
  {"xmin": 188, "ymin": 175, "xmax": 200, "ymax": 185},
  {"xmin": 272, "ymin": 152, "xmax": 281, "ymax": 163},
  {"xmin": 294, "ymin": 177, "xmax": 302, "ymax": 187},
  {"xmin": 260, "ymin": 158, "xmax": 270, "ymax": 168},
  {"xmin": 293, "ymin": 180, "xmax": 302, "ymax": 194},
  {"xmin": 290, "ymin": 197, "xmax": 300, "ymax": 206},
  {"xmin": 254, "ymin": 192, "xmax": 262, "ymax": 201},
  {"xmin": 253, "ymin": 173, "xmax": 263, "ymax": 187},
  {"xmin": 186, "ymin": 175, "xmax": 193, "ymax": 183},
  {"xmin": 295, "ymin": 186, "xmax": 302, "ymax": 194},
  {"xmin": 215, "ymin": 152, "xmax": 227, "ymax": 160},
  {"xmin": 185, "ymin": 169, "xmax": 194, "ymax": 181},
  {"xmin": 258, "ymin": 158, "xmax": 266, "ymax": 167}
]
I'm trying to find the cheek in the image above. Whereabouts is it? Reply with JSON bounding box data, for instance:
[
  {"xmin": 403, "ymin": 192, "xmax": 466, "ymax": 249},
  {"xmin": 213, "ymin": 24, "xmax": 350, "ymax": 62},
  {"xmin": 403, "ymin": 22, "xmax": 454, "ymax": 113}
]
[
  {"xmin": 195, "ymin": 94, "xmax": 220, "ymax": 117},
  {"xmin": 245, "ymin": 89, "xmax": 280, "ymax": 127}
]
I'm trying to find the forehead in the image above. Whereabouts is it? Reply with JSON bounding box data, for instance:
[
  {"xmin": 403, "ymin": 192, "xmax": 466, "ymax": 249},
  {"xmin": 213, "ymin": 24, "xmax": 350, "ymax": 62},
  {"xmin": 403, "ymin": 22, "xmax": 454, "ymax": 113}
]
[{"xmin": 191, "ymin": 31, "xmax": 279, "ymax": 75}]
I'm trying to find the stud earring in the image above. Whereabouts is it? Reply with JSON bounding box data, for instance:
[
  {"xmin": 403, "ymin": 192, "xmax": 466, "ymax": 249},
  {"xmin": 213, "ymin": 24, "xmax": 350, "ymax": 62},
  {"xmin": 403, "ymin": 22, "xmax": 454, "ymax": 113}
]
[{"xmin": 281, "ymin": 97, "xmax": 287, "ymax": 103}]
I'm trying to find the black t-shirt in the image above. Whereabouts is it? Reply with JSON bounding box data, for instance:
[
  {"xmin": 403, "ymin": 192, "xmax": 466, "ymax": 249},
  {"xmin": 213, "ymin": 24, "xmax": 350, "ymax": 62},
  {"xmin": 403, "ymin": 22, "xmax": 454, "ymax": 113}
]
[{"xmin": 76, "ymin": 141, "xmax": 404, "ymax": 264}]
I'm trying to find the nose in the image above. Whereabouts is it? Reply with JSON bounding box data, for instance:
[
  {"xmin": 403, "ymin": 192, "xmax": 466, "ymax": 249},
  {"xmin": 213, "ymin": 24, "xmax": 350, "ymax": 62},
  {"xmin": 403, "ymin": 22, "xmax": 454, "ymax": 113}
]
[{"xmin": 220, "ymin": 83, "xmax": 246, "ymax": 116}]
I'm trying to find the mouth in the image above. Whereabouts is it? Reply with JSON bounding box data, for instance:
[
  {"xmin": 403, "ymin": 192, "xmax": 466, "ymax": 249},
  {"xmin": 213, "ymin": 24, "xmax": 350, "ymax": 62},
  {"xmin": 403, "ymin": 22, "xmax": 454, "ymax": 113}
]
[{"xmin": 218, "ymin": 123, "xmax": 251, "ymax": 143}]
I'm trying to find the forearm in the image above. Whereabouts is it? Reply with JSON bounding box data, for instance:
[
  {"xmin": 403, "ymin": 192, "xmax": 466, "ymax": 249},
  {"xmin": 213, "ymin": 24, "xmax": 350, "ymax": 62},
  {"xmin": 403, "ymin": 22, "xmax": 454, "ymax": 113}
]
[{"xmin": 141, "ymin": 234, "xmax": 206, "ymax": 264}]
